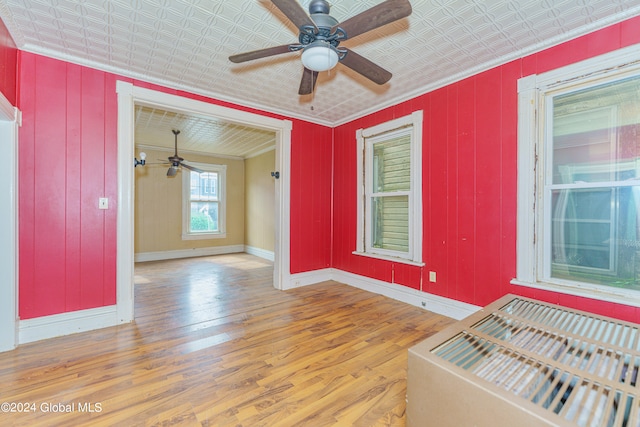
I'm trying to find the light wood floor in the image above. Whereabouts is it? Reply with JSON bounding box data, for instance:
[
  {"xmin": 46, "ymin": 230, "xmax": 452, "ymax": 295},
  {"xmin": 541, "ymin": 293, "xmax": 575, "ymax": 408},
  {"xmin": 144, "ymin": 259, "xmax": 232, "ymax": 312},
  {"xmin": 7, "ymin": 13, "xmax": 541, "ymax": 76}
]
[{"xmin": 0, "ymin": 254, "xmax": 454, "ymax": 426}]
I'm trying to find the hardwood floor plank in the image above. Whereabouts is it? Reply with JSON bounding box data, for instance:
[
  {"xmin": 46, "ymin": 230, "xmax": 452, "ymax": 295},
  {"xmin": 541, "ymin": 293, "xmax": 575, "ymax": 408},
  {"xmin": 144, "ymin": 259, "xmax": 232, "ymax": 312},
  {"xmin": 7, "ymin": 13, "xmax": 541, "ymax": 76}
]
[{"xmin": 0, "ymin": 254, "xmax": 454, "ymax": 426}]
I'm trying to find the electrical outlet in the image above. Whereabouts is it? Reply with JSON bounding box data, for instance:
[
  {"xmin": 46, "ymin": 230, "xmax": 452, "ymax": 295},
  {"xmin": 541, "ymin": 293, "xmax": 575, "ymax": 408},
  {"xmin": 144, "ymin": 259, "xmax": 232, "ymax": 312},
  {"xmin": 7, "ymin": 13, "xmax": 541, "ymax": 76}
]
[
  {"xmin": 99, "ymin": 197, "xmax": 109, "ymax": 210},
  {"xmin": 429, "ymin": 271, "xmax": 437, "ymax": 283}
]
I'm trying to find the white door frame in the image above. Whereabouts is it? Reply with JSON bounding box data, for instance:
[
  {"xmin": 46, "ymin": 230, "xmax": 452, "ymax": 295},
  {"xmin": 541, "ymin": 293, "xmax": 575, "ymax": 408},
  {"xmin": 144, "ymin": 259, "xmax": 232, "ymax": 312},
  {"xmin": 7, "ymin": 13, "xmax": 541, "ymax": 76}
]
[
  {"xmin": 116, "ymin": 81, "xmax": 291, "ymax": 323},
  {"xmin": 0, "ymin": 91, "xmax": 20, "ymax": 352}
]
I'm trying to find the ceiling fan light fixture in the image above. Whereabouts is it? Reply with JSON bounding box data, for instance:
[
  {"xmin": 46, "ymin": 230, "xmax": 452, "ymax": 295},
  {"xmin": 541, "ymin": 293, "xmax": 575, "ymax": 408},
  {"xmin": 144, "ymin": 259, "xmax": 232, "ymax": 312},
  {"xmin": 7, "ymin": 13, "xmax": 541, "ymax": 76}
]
[{"xmin": 301, "ymin": 42, "xmax": 339, "ymax": 72}]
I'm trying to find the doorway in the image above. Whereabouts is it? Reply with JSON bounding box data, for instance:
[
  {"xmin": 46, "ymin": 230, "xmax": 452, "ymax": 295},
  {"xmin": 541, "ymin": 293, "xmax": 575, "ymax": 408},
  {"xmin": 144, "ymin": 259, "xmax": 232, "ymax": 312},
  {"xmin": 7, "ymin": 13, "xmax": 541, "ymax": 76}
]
[{"xmin": 116, "ymin": 82, "xmax": 292, "ymax": 324}]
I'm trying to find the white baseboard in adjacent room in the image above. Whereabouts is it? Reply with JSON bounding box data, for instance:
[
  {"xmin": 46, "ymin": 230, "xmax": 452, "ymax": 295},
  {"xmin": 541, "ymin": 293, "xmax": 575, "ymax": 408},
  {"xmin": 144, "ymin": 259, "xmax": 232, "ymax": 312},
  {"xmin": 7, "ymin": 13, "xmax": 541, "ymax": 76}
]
[
  {"xmin": 244, "ymin": 245, "xmax": 275, "ymax": 262},
  {"xmin": 134, "ymin": 245, "xmax": 245, "ymax": 262}
]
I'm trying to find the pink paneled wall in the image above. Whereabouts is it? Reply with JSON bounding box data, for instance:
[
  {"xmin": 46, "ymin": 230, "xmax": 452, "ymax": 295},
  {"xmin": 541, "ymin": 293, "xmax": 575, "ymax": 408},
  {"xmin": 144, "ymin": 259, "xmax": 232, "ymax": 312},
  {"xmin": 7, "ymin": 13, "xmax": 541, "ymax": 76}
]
[
  {"xmin": 332, "ymin": 16, "xmax": 640, "ymax": 323},
  {"xmin": 289, "ymin": 122, "xmax": 333, "ymax": 272},
  {"xmin": 17, "ymin": 52, "xmax": 332, "ymax": 319},
  {"xmin": 0, "ymin": 17, "xmax": 17, "ymax": 105},
  {"xmin": 18, "ymin": 54, "xmax": 120, "ymax": 319}
]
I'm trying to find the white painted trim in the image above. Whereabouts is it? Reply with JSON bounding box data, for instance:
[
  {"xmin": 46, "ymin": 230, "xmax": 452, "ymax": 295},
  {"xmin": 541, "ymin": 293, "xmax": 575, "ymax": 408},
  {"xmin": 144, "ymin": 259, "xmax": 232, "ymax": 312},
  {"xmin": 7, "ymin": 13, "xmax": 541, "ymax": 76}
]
[
  {"xmin": 528, "ymin": 43, "xmax": 640, "ymax": 91},
  {"xmin": 513, "ymin": 44, "xmax": 640, "ymax": 306},
  {"xmin": 514, "ymin": 74, "xmax": 539, "ymax": 285},
  {"xmin": 134, "ymin": 245, "xmax": 245, "ymax": 263},
  {"xmin": 0, "ymin": 95, "xmax": 20, "ymax": 353},
  {"xmin": 331, "ymin": 270, "xmax": 481, "ymax": 320},
  {"xmin": 245, "ymin": 245, "xmax": 275, "ymax": 262},
  {"xmin": 355, "ymin": 111, "xmax": 424, "ymax": 264},
  {"xmin": 287, "ymin": 269, "xmax": 333, "ymax": 290},
  {"xmin": 0, "ymin": 91, "xmax": 15, "ymax": 121},
  {"xmin": 411, "ymin": 110, "xmax": 424, "ymax": 264},
  {"xmin": 273, "ymin": 121, "xmax": 292, "ymax": 291},
  {"xmin": 360, "ymin": 112, "xmax": 417, "ymax": 138},
  {"xmin": 355, "ymin": 129, "xmax": 364, "ymax": 254},
  {"xmin": 19, "ymin": 306, "xmax": 118, "ymax": 344},
  {"xmin": 117, "ymin": 81, "xmax": 291, "ymax": 322},
  {"xmin": 288, "ymin": 268, "xmax": 481, "ymax": 320},
  {"xmin": 351, "ymin": 250, "xmax": 425, "ymax": 267},
  {"xmin": 116, "ymin": 81, "xmax": 136, "ymax": 324}
]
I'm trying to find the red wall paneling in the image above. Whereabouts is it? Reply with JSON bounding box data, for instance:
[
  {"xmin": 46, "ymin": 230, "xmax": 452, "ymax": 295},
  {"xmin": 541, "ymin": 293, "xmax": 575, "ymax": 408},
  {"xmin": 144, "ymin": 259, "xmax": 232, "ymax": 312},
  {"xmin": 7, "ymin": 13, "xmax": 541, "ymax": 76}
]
[
  {"xmin": 18, "ymin": 54, "xmax": 118, "ymax": 319},
  {"xmin": 330, "ymin": 16, "xmax": 640, "ymax": 323}
]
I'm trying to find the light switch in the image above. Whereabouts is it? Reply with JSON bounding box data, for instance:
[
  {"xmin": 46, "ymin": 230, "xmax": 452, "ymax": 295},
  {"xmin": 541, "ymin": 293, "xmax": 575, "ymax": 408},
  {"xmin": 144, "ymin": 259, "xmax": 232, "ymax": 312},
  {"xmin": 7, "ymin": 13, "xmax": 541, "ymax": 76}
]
[
  {"xmin": 429, "ymin": 271, "xmax": 437, "ymax": 283},
  {"xmin": 99, "ymin": 197, "xmax": 109, "ymax": 210}
]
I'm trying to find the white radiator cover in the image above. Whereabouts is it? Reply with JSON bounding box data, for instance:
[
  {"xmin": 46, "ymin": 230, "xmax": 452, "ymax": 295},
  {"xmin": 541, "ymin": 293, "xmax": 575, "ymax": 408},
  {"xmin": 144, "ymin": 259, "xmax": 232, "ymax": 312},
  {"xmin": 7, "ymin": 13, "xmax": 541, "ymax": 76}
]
[{"xmin": 407, "ymin": 294, "xmax": 640, "ymax": 427}]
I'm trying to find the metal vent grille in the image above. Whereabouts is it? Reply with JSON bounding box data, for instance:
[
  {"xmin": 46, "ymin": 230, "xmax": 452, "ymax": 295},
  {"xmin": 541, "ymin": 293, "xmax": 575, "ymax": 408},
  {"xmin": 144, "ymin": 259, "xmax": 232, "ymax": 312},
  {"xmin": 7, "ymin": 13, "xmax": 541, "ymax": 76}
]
[{"xmin": 432, "ymin": 298, "xmax": 640, "ymax": 427}]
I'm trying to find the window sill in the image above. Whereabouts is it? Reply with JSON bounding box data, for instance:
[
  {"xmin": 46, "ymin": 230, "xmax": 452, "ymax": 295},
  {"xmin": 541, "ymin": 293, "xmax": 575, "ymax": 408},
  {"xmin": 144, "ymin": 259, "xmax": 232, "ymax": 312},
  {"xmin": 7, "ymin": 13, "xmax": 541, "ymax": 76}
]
[
  {"xmin": 352, "ymin": 251, "xmax": 425, "ymax": 267},
  {"xmin": 182, "ymin": 232, "xmax": 227, "ymax": 241},
  {"xmin": 511, "ymin": 278, "xmax": 640, "ymax": 308}
]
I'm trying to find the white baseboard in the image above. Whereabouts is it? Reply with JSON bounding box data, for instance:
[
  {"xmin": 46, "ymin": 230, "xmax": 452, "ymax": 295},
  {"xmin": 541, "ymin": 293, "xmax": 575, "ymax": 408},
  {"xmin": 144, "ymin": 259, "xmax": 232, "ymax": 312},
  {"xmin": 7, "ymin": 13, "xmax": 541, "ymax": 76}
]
[
  {"xmin": 291, "ymin": 268, "xmax": 481, "ymax": 320},
  {"xmin": 135, "ymin": 245, "xmax": 245, "ymax": 262},
  {"xmin": 287, "ymin": 268, "xmax": 333, "ymax": 290},
  {"xmin": 19, "ymin": 305, "xmax": 119, "ymax": 344},
  {"xmin": 244, "ymin": 245, "xmax": 275, "ymax": 262}
]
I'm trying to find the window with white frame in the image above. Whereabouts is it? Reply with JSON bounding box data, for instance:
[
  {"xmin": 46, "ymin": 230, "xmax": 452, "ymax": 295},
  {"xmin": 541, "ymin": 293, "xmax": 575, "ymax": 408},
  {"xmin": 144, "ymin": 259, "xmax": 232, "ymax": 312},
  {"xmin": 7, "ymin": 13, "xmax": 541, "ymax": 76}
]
[
  {"xmin": 515, "ymin": 46, "xmax": 640, "ymax": 305},
  {"xmin": 182, "ymin": 162, "xmax": 226, "ymax": 239},
  {"xmin": 355, "ymin": 111, "xmax": 423, "ymax": 265}
]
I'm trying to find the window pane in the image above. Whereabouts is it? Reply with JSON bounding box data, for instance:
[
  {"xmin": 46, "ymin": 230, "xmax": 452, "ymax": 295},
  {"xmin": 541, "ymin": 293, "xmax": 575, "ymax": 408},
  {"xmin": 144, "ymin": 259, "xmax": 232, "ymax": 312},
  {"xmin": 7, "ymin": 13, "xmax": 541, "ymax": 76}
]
[
  {"xmin": 190, "ymin": 171, "xmax": 218, "ymax": 201},
  {"xmin": 190, "ymin": 201, "xmax": 218, "ymax": 233},
  {"xmin": 371, "ymin": 195, "xmax": 409, "ymax": 252},
  {"xmin": 190, "ymin": 172, "xmax": 200, "ymax": 198},
  {"xmin": 372, "ymin": 134, "xmax": 410, "ymax": 192},
  {"xmin": 552, "ymin": 76, "xmax": 640, "ymax": 184},
  {"xmin": 202, "ymin": 173, "xmax": 218, "ymax": 199},
  {"xmin": 551, "ymin": 186, "xmax": 640, "ymax": 289}
]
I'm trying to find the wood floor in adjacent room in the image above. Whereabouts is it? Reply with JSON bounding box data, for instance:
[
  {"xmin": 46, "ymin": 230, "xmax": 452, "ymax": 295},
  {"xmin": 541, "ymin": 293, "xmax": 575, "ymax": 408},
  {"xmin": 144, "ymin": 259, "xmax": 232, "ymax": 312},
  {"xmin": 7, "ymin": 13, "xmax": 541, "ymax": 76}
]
[{"xmin": 0, "ymin": 254, "xmax": 454, "ymax": 427}]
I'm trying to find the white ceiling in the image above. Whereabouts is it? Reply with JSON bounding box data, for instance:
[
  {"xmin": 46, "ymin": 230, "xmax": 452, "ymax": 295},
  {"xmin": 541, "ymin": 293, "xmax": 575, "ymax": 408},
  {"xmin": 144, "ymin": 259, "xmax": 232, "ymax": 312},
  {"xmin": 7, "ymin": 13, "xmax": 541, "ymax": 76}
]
[
  {"xmin": 2, "ymin": 0, "xmax": 640, "ymax": 155},
  {"xmin": 134, "ymin": 105, "xmax": 277, "ymax": 159}
]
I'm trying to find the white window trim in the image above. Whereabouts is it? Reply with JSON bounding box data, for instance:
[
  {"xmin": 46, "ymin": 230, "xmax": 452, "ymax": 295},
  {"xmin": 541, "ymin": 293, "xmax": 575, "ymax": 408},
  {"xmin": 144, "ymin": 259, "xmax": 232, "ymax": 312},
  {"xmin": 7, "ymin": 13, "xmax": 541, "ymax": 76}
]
[
  {"xmin": 513, "ymin": 43, "xmax": 640, "ymax": 307},
  {"xmin": 354, "ymin": 110, "xmax": 424, "ymax": 266},
  {"xmin": 182, "ymin": 162, "xmax": 227, "ymax": 240}
]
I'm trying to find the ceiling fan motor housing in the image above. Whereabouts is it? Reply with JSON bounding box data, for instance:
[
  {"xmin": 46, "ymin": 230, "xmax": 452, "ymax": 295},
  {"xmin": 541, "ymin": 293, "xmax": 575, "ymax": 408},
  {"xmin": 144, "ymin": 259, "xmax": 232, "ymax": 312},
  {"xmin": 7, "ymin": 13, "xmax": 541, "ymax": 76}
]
[
  {"xmin": 299, "ymin": 0, "xmax": 342, "ymax": 47},
  {"xmin": 308, "ymin": 0, "xmax": 330, "ymax": 15}
]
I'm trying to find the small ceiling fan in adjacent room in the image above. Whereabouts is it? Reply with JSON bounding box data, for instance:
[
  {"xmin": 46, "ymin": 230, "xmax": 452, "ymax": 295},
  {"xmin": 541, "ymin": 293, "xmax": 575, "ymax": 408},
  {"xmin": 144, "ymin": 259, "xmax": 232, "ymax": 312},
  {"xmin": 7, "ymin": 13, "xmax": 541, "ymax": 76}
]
[
  {"xmin": 229, "ymin": 0, "xmax": 412, "ymax": 95},
  {"xmin": 165, "ymin": 129, "xmax": 203, "ymax": 177}
]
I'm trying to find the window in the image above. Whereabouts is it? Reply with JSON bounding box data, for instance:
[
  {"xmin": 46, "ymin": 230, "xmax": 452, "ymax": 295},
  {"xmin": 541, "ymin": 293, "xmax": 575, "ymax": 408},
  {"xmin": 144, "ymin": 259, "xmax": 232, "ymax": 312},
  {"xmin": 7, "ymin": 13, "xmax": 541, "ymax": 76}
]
[
  {"xmin": 515, "ymin": 46, "xmax": 640, "ymax": 305},
  {"xmin": 355, "ymin": 111, "xmax": 423, "ymax": 265},
  {"xmin": 182, "ymin": 162, "xmax": 226, "ymax": 239}
]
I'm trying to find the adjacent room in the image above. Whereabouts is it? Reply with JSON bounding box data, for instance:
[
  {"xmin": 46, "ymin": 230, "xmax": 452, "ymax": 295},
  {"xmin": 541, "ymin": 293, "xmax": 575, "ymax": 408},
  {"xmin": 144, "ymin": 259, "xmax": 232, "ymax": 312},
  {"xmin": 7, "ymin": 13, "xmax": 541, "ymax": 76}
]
[
  {"xmin": 132, "ymin": 104, "xmax": 277, "ymax": 265},
  {"xmin": 1, "ymin": 0, "xmax": 640, "ymax": 425}
]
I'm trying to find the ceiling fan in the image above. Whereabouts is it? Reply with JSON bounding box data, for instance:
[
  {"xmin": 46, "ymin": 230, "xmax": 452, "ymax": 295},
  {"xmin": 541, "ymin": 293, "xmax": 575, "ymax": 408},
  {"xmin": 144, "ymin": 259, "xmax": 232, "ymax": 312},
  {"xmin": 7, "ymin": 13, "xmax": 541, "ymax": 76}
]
[
  {"xmin": 165, "ymin": 129, "xmax": 203, "ymax": 177},
  {"xmin": 229, "ymin": 0, "xmax": 412, "ymax": 95}
]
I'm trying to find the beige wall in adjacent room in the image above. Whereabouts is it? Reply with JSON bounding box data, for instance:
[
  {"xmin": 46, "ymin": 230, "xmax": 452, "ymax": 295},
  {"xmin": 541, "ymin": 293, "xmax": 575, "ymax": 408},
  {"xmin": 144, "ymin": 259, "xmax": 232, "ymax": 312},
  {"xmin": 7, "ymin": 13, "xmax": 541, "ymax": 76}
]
[
  {"xmin": 245, "ymin": 150, "xmax": 275, "ymax": 253},
  {"xmin": 134, "ymin": 148, "xmax": 245, "ymax": 253}
]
